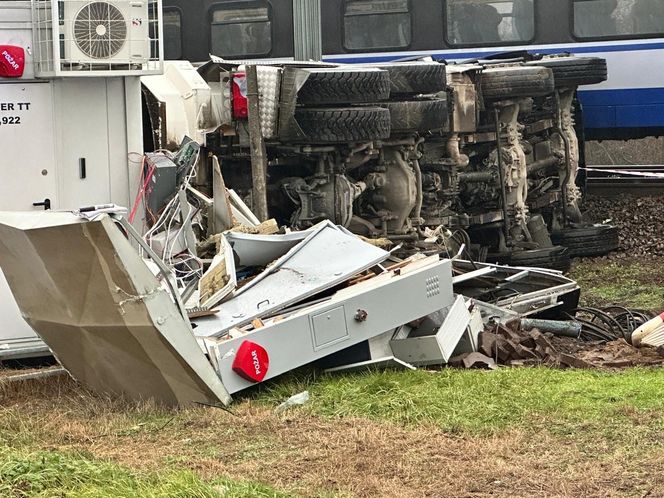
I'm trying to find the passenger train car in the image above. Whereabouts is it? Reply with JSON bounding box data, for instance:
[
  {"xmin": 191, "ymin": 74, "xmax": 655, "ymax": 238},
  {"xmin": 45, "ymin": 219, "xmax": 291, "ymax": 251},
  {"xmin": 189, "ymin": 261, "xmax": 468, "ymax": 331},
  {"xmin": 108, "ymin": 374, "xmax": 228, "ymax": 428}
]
[{"xmin": 160, "ymin": 0, "xmax": 664, "ymax": 141}]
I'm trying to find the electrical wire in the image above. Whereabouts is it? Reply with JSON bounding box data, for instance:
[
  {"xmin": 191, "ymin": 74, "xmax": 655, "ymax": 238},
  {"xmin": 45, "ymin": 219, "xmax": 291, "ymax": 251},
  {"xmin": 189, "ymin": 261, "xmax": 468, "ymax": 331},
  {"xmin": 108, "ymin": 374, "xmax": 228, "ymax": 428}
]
[
  {"xmin": 564, "ymin": 307, "xmax": 654, "ymax": 344},
  {"xmin": 135, "ymin": 147, "xmax": 204, "ymax": 294}
]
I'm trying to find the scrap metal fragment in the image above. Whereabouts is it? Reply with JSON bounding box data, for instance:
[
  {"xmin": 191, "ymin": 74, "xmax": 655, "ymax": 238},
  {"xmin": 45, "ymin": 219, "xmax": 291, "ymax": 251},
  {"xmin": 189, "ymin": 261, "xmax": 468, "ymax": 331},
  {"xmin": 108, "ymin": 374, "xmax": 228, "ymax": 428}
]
[
  {"xmin": 0, "ymin": 212, "xmax": 231, "ymax": 407},
  {"xmin": 193, "ymin": 221, "xmax": 390, "ymax": 338}
]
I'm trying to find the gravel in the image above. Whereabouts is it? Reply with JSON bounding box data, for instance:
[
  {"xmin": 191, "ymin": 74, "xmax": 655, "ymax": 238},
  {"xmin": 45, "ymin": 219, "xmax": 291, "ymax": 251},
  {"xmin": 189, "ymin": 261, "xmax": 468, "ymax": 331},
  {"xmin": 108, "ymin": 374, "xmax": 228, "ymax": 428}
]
[{"xmin": 583, "ymin": 195, "xmax": 664, "ymax": 257}]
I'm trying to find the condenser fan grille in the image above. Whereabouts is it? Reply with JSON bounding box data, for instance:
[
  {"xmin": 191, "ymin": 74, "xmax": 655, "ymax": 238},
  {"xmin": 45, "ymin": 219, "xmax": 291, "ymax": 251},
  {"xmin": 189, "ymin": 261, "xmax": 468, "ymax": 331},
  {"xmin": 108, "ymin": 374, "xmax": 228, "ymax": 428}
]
[{"xmin": 74, "ymin": 2, "xmax": 127, "ymax": 59}]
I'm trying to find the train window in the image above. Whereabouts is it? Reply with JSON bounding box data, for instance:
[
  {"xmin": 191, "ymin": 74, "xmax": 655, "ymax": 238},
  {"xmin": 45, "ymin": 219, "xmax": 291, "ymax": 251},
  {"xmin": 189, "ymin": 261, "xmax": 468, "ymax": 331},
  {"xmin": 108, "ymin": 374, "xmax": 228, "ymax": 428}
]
[
  {"xmin": 573, "ymin": 0, "xmax": 664, "ymax": 39},
  {"xmin": 446, "ymin": 0, "xmax": 535, "ymax": 46},
  {"xmin": 210, "ymin": 4, "xmax": 271, "ymax": 57},
  {"xmin": 163, "ymin": 8, "xmax": 182, "ymax": 60},
  {"xmin": 343, "ymin": 0, "xmax": 412, "ymax": 51}
]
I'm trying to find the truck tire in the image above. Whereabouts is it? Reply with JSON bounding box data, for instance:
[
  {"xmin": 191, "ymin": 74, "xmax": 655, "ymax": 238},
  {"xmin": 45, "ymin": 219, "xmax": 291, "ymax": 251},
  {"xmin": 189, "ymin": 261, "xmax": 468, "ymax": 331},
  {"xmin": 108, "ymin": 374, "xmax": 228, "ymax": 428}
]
[
  {"xmin": 527, "ymin": 57, "xmax": 607, "ymax": 88},
  {"xmin": 293, "ymin": 107, "xmax": 391, "ymax": 143},
  {"xmin": 370, "ymin": 62, "xmax": 447, "ymax": 96},
  {"xmin": 296, "ymin": 69, "xmax": 391, "ymax": 105},
  {"xmin": 551, "ymin": 225, "xmax": 619, "ymax": 258},
  {"xmin": 490, "ymin": 246, "xmax": 571, "ymax": 272},
  {"xmin": 381, "ymin": 98, "xmax": 449, "ymax": 133},
  {"xmin": 481, "ymin": 66, "xmax": 555, "ymax": 100}
]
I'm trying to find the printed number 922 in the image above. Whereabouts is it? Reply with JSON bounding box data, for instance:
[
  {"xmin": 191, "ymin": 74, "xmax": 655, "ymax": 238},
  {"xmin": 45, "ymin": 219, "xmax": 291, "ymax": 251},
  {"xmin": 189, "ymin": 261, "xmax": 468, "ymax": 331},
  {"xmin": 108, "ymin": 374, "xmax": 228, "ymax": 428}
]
[{"xmin": 0, "ymin": 116, "xmax": 21, "ymax": 125}]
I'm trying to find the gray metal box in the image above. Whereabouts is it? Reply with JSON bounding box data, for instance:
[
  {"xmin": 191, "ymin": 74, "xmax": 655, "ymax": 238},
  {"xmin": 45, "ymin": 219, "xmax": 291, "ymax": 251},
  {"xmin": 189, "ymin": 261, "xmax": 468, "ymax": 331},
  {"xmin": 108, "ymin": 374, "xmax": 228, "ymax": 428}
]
[{"xmin": 145, "ymin": 153, "xmax": 177, "ymax": 216}]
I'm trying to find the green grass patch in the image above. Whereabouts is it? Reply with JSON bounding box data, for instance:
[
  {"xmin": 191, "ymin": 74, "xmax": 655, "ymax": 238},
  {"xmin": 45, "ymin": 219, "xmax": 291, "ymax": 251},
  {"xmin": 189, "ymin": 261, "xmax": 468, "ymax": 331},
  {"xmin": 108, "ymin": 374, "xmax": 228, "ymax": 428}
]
[
  {"xmin": 570, "ymin": 258, "xmax": 664, "ymax": 310},
  {"xmin": 0, "ymin": 446, "xmax": 292, "ymax": 498},
  {"xmin": 260, "ymin": 367, "xmax": 664, "ymax": 437}
]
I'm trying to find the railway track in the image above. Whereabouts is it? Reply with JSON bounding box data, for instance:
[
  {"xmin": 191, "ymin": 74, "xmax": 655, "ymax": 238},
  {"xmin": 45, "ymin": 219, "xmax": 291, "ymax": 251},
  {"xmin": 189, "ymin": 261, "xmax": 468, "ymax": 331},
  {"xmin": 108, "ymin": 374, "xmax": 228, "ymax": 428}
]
[{"xmin": 585, "ymin": 165, "xmax": 664, "ymax": 196}]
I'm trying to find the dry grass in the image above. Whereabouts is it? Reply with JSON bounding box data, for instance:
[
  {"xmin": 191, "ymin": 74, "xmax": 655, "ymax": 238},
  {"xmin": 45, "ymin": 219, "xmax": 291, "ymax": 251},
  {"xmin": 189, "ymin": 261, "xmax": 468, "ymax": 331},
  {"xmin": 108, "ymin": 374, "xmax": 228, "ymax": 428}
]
[{"xmin": 3, "ymin": 373, "xmax": 664, "ymax": 497}]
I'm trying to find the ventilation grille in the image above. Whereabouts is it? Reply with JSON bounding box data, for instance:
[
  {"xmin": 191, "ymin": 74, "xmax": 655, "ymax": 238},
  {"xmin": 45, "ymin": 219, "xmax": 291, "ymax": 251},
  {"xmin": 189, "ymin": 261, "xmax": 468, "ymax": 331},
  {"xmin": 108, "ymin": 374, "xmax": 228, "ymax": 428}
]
[
  {"xmin": 32, "ymin": 0, "xmax": 163, "ymax": 77},
  {"xmin": 73, "ymin": 2, "xmax": 127, "ymax": 59}
]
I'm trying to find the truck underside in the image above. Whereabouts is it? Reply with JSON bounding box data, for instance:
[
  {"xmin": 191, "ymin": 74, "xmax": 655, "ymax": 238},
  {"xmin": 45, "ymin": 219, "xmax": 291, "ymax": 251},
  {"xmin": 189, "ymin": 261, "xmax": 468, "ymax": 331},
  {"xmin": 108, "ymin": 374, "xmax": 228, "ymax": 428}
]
[{"xmin": 142, "ymin": 54, "xmax": 619, "ymax": 271}]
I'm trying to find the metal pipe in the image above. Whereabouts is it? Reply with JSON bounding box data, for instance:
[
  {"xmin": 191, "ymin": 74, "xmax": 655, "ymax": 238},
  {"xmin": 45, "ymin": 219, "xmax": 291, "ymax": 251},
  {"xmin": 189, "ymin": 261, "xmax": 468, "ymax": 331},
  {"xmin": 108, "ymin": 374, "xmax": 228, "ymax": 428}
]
[
  {"xmin": 494, "ymin": 108, "xmax": 511, "ymax": 242},
  {"xmin": 388, "ymin": 233, "xmax": 419, "ymax": 241},
  {"xmin": 0, "ymin": 367, "xmax": 67, "ymax": 384},
  {"xmin": 521, "ymin": 318, "xmax": 582, "ymax": 339},
  {"xmin": 459, "ymin": 170, "xmax": 494, "ymax": 183},
  {"xmin": 527, "ymin": 156, "xmax": 559, "ymax": 175},
  {"xmin": 0, "ymin": 347, "xmax": 51, "ymax": 360}
]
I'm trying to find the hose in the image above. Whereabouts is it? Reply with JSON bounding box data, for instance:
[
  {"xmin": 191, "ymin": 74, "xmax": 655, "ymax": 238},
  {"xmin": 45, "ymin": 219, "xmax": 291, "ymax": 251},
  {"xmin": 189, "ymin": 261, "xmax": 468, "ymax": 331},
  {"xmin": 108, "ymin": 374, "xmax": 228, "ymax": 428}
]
[{"xmin": 564, "ymin": 307, "xmax": 654, "ymax": 344}]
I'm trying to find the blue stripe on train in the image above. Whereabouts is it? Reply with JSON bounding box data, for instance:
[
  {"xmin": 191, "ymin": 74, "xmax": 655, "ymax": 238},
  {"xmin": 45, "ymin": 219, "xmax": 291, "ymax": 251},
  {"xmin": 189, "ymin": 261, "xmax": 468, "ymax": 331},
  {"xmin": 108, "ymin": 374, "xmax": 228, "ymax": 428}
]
[
  {"xmin": 579, "ymin": 88, "xmax": 664, "ymax": 129},
  {"xmin": 325, "ymin": 41, "xmax": 664, "ymax": 64}
]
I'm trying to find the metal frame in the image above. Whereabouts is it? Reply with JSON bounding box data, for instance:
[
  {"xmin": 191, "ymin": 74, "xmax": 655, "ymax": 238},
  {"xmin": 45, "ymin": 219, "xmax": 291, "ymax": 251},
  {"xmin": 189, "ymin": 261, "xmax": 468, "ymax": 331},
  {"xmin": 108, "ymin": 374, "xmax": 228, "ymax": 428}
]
[{"xmin": 204, "ymin": 258, "xmax": 454, "ymax": 394}]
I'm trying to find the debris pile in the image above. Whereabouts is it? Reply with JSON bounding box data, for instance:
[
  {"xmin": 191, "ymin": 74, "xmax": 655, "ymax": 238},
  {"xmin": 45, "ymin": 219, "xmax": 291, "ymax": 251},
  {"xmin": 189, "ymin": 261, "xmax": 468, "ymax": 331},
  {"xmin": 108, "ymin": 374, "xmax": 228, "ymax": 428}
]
[
  {"xmin": 0, "ymin": 140, "xmax": 661, "ymax": 406},
  {"xmin": 584, "ymin": 195, "xmax": 664, "ymax": 256},
  {"xmin": 455, "ymin": 315, "xmax": 664, "ymax": 370}
]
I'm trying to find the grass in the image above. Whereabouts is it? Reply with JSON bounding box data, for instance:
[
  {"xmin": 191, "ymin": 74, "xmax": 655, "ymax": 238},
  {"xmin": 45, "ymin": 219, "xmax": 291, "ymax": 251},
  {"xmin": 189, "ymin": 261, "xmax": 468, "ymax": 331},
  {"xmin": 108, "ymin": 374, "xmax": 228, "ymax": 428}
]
[
  {"xmin": 0, "ymin": 445, "xmax": 291, "ymax": 498},
  {"xmin": 4, "ymin": 256, "xmax": 664, "ymax": 496},
  {"xmin": 4, "ymin": 367, "xmax": 664, "ymax": 496},
  {"xmin": 260, "ymin": 367, "xmax": 664, "ymax": 436},
  {"xmin": 570, "ymin": 258, "xmax": 664, "ymax": 310}
]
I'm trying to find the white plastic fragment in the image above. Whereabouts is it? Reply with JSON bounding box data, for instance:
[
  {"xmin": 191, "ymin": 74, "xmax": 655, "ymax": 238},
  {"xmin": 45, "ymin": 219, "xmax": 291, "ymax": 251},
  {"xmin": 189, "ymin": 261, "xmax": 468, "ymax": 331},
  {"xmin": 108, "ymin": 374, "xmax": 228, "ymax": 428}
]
[{"xmin": 275, "ymin": 391, "xmax": 310, "ymax": 413}]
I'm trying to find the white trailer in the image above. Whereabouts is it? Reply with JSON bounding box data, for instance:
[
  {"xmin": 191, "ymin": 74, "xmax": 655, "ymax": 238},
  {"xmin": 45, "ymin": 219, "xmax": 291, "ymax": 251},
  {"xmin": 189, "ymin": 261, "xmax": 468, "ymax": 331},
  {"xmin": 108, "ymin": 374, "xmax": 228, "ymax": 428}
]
[{"xmin": 0, "ymin": 0, "xmax": 163, "ymax": 359}]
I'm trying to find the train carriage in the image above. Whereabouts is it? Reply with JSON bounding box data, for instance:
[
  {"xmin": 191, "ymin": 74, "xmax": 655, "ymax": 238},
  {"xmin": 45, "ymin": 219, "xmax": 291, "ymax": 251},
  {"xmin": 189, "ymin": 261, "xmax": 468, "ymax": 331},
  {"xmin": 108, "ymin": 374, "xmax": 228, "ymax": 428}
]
[{"xmin": 161, "ymin": 0, "xmax": 664, "ymax": 140}]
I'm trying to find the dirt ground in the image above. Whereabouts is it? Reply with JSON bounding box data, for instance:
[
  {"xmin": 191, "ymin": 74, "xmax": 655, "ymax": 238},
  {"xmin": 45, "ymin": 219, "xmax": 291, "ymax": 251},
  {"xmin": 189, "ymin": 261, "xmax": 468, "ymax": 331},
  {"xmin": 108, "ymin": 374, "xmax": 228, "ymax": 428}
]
[
  {"xmin": 3, "ymin": 253, "xmax": 664, "ymax": 496},
  {"xmin": 2, "ymin": 374, "xmax": 664, "ymax": 498}
]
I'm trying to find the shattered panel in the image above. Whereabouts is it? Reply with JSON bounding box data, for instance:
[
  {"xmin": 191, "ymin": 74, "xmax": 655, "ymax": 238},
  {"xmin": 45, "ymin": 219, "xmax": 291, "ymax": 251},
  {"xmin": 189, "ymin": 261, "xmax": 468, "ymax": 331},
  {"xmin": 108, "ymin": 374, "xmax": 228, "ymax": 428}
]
[
  {"xmin": 0, "ymin": 212, "xmax": 230, "ymax": 406},
  {"xmin": 205, "ymin": 258, "xmax": 454, "ymax": 394},
  {"xmin": 193, "ymin": 221, "xmax": 390, "ymax": 338}
]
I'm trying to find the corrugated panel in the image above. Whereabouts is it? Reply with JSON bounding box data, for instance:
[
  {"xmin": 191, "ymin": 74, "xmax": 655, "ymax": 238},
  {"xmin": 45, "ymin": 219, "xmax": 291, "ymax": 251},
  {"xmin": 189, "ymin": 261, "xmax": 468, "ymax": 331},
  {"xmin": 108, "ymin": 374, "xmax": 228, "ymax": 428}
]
[{"xmin": 293, "ymin": 0, "xmax": 322, "ymax": 61}]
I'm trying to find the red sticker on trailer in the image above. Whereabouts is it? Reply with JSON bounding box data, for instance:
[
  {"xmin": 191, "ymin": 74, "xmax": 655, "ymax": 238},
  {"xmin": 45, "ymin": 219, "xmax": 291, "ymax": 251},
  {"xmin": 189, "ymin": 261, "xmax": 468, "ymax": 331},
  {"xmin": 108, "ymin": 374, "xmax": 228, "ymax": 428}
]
[
  {"xmin": 232, "ymin": 340, "xmax": 269, "ymax": 383},
  {"xmin": 0, "ymin": 46, "xmax": 25, "ymax": 78}
]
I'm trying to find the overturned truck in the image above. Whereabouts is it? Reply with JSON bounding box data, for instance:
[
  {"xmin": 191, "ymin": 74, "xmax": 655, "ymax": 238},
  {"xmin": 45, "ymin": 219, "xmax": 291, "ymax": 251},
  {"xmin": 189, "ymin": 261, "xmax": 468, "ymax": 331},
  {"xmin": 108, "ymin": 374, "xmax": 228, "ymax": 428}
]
[{"xmin": 142, "ymin": 54, "xmax": 618, "ymax": 270}]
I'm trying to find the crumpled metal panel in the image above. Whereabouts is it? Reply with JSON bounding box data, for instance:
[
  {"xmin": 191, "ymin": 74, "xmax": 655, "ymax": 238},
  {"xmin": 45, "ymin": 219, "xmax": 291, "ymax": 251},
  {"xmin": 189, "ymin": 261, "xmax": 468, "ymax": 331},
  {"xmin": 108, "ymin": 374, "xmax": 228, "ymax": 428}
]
[
  {"xmin": 225, "ymin": 230, "xmax": 311, "ymax": 268},
  {"xmin": 0, "ymin": 212, "xmax": 231, "ymax": 406},
  {"xmin": 390, "ymin": 295, "xmax": 472, "ymax": 366},
  {"xmin": 193, "ymin": 221, "xmax": 390, "ymax": 338},
  {"xmin": 204, "ymin": 258, "xmax": 454, "ymax": 394}
]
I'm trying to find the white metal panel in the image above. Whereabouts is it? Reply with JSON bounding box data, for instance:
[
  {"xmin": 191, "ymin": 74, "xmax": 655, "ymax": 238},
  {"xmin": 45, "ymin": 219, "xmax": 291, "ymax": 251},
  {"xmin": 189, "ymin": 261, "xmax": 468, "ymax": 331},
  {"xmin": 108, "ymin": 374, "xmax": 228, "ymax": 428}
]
[
  {"xmin": 390, "ymin": 296, "xmax": 472, "ymax": 366},
  {"xmin": 123, "ymin": 77, "xmax": 144, "ymax": 210},
  {"xmin": 54, "ymin": 78, "xmax": 112, "ymax": 209},
  {"xmin": 225, "ymin": 230, "xmax": 311, "ymax": 268},
  {"xmin": 107, "ymin": 77, "xmax": 132, "ymax": 209},
  {"xmin": 0, "ymin": 80, "xmax": 59, "ymax": 352},
  {"xmin": 193, "ymin": 222, "xmax": 390, "ymax": 338},
  {"xmin": 206, "ymin": 259, "xmax": 454, "ymax": 394},
  {"xmin": 0, "ymin": 82, "xmax": 57, "ymax": 210},
  {"xmin": 0, "ymin": 270, "xmax": 48, "ymax": 356}
]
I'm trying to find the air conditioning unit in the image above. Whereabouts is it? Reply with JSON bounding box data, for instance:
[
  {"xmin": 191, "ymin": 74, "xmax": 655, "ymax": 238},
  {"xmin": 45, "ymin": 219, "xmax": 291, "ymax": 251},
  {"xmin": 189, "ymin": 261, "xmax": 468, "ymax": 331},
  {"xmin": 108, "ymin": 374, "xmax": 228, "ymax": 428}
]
[{"xmin": 59, "ymin": 0, "xmax": 150, "ymax": 66}]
